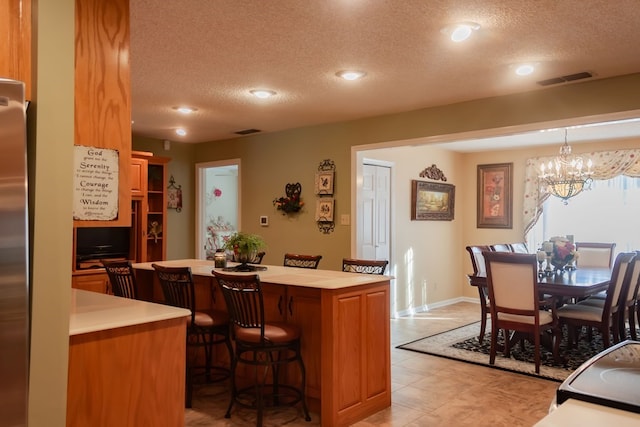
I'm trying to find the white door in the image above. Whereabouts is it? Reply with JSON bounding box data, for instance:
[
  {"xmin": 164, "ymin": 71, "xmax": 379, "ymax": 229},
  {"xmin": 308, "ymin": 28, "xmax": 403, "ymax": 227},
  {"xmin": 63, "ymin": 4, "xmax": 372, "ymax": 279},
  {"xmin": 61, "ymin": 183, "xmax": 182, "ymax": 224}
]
[
  {"xmin": 358, "ymin": 162, "xmax": 391, "ymax": 262},
  {"xmin": 195, "ymin": 159, "xmax": 240, "ymax": 260}
]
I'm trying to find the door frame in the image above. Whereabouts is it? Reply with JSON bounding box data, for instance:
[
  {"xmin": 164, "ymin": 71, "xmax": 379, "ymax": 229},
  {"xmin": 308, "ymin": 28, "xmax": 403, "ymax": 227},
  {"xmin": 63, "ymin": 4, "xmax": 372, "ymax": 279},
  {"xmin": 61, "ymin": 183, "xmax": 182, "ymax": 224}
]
[{"xmin": 194, "ymin": 159, "xmax": 241, "ymax": 259}]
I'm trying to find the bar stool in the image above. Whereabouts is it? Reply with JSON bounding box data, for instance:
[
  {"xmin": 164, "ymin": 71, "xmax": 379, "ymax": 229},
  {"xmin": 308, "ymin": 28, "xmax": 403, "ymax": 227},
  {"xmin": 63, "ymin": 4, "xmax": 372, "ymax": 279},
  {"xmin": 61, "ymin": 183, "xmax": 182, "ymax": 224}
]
[
  {"xmin": 212, "ymin": 270, "xmax": 311, "ymax": 426},
  {"xmin": 342, "ymin": 258, "xmax": 388, "ymax": 275},
  {"xmin": 283, "ymin": 253, "xmax": 322, "ymax": 269},
  {"xmin": 152, "ymin": 264, "xmax": 232, "ymax": 408},
  {"xmin": 102, "ymin": 259, "xmax": 138, "ymax": 299}
]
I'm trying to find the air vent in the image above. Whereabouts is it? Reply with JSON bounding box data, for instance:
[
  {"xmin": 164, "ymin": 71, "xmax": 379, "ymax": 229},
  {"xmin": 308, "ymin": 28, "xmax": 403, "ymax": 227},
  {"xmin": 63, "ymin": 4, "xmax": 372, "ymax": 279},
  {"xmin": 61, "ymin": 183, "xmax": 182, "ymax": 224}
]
[
  {"xmin": 537, "ymin": 72, "xmax": 593, "ymax": 86},
  {"xmin": 234, "ymin": 128, "xmax": 261, "ymax": 135}
]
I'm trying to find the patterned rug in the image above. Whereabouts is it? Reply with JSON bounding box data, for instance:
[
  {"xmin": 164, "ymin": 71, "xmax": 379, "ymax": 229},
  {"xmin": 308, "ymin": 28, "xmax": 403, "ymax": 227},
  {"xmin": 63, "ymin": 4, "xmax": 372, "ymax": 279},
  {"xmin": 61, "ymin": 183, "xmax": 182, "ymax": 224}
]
[{"xmin": 396, "ymin": 321, "xmax": 614, "ymax": 382}]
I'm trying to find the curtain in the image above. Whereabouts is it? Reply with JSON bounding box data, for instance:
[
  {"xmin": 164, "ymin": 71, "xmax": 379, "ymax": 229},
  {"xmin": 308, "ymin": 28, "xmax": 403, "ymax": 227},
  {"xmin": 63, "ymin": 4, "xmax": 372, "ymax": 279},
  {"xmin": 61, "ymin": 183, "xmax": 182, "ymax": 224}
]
[{"xmin": 523, "ymin": 149, "xmax": 640, "ymax": 236}]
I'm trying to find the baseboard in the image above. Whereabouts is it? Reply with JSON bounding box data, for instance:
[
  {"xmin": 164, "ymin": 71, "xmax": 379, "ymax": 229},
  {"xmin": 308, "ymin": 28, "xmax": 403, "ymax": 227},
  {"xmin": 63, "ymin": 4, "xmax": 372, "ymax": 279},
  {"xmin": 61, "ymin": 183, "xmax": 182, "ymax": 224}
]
[{"xmin": 393, "ymin": 296, "xmax": 476, "ymax": 318}]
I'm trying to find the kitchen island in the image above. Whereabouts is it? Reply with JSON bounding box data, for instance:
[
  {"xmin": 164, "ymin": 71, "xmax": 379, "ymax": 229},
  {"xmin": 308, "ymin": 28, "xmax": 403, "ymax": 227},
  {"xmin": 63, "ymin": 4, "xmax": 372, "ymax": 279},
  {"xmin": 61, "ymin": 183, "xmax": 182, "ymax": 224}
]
[
  {"xmin": 67, "ymin": 289, "xmax": 190, "ymax": 427},
  {"xmin": 133, "ymin": 259, "xmax": 392, "ymax": 427}
]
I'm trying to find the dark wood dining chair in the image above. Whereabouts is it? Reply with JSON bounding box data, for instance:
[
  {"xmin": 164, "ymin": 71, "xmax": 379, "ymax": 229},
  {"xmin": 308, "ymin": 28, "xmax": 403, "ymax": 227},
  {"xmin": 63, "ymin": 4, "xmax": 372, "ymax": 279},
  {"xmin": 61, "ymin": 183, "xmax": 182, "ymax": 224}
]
[
  {"xmin": 575, "ymin": 242, "xmax": 617, "ymax": 268},
  {"xmin": 283, "ymin": 253, "xmax": 322, "ymax": 269},
  {"xmin": 557, "ymin": 252, "xmax": 636, "ymax": 349},
  {"xmin": 342, "ymin": 258, "xmax": 388, "ymax": 275},
  {"xmin": 152, "ymin": 264, "xmax": 232, "ymax": 408},
  {"xmin": 484, "ymin": 251, "xmax": 561, "ymax": 374},
  {"xmin": 509, "ymin": 242, "xmax": 529, "ymax": 254},
  {"xmin": 619, "ymin": 252, "xmax": 640, "ymax": 340},
  {"xmin": 490, "ymin": 244, "xmax": 512, "ymax": 252},
  {"xmin": 465, "ymin": 245, "xmax": 491, "ymax": 344},
  {"xmin": 212, "ymin": 271, "xmax": 311, "ymax": 426},
  {"xmin": 102, "ymin": 259, "xmax": 138, "ymax": 299}
]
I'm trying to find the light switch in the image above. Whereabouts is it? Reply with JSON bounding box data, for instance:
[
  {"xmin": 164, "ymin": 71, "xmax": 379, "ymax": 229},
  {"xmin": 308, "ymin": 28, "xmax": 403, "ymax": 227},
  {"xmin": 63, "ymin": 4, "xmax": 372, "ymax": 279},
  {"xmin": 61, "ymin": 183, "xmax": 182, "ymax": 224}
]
[{"xmin": 340, "ymin": 214, "xmax": 350, "ymax": 225}]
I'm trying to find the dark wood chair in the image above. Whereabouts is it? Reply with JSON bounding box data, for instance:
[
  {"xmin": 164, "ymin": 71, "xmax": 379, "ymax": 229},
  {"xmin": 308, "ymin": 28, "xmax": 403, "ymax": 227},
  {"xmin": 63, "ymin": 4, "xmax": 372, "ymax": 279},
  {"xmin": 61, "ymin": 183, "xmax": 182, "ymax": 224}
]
[
  {"xmin": 509, "ymin": 242, "xmax": 529, "ymax": 254},
  {"xmin": 152, "ymin": 264, "xmax": 232, "ymax": 408},
  {"xmin": 575, "ymin": 242, "xmax": 617, "ymax": 268},
  {"xmin": 490, "ymin": 244, "xmax": 512, "ymax": 252},
  {"xmin": 465, "ymin": 245, "xmax": 491, "ymax": 343},
  {"xmin": 283, "ymin": 253, "xmax": 322, "ymax": 269},
  {"xmin": 212, "ymin": 271, "xmax": 311, "ymax": 426},
  {"xmin": 619, "ymin": 252, "xmax": 640, "ymax": 340},
  {"xmin": 342, "ymin": 258, "xmax": 388, "ymax": 275},
  {"xmin": 557, "ymin": 252, "xmax": 636, "ymax": 349},
  {"xmin": 484, "ymin": 251, "xmax": 560, "ymax": 374},
  {"xmin": 102, "ymin": 259, "xmax": 138, "ymax": 299}
]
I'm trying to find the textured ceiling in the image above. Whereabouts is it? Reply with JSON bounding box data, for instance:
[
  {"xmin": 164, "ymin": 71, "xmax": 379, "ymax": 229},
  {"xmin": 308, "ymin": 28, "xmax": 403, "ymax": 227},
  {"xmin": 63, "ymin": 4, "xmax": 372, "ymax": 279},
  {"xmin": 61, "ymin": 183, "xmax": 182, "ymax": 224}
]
[{"xmin": 130, "ymin": 0, "xmax": 640, "ymax": 144}]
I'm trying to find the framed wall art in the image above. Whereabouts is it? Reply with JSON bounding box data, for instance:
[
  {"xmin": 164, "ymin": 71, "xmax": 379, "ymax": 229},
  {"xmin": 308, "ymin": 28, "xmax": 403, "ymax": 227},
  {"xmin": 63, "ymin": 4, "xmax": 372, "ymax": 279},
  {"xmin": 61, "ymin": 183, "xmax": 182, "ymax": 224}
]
[
  {"xmin": 315, "ymin": 170, "xmax": 334, "ymax": 195},
  {"xmin": 315, "ymin": 198, "xmax": 334, "ymax": 222},
  {"xmin": 411, "ymin": 180, "xmax": 455, "ymax": 221},
  {"xmin": 477, "ymin": 162, "xmax": 513, "ymax": 229}
]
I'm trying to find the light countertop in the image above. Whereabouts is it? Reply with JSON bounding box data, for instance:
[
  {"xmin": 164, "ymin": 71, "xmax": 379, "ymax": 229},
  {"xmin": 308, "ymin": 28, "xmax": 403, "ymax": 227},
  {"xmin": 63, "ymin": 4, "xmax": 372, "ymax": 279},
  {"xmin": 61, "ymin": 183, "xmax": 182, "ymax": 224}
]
[
  {"xmin": 70, "ymin": 289, "xmax": 190, "ymax": 336},
  {"xmin": 133, "ymin": 259, "xmax": 393, "ymax": 290},
  {"xmin": 535, "ymin": 399, "xmax": 640, "ymax": 426}
]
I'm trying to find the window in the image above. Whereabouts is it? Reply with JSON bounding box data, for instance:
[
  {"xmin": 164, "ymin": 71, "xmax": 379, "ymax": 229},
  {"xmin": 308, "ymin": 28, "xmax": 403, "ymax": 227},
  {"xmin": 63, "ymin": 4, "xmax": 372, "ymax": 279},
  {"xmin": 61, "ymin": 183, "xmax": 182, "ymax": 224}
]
[{"xmin": 528, "ymin": 175, "xmax": 640, "ymax": 254}]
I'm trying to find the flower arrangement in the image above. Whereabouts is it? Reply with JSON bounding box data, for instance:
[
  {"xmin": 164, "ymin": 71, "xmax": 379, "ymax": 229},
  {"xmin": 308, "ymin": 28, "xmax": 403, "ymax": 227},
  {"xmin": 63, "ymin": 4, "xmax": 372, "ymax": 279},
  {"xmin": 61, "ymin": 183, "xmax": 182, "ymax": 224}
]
[
  {"xmin": 542, "ymin": 236, "xmax": 579, "ymax": 270},
  {"xmin": 273, "ymin": 194, "xmax": 304, "ymax": 214},
  {"xmin": 223, "ymin": 232, "xmax": 266, "ymax": 262}
]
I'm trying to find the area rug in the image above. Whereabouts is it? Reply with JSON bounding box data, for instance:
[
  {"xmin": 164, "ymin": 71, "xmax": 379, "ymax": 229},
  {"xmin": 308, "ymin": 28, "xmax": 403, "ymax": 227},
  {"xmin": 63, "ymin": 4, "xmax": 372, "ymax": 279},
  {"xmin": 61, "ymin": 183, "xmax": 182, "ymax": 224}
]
[{"xmin": 396, "ymin": 321, "xmax": 611, "ymax": 382}]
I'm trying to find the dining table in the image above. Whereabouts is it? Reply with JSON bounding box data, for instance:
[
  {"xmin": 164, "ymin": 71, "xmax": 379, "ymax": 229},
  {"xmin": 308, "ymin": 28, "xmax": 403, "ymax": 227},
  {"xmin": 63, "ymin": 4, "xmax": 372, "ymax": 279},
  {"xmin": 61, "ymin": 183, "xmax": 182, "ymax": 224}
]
[{"xmin": 468, "ymin": 267, "xmax": 612, "ymax": 300}]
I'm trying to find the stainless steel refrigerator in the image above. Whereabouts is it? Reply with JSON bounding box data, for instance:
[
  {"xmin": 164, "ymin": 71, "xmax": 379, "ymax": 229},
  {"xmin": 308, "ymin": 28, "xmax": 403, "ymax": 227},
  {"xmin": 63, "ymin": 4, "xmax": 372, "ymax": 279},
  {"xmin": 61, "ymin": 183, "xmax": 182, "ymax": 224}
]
[{"xmin": 0, "ymin": 78, "xmax": 30, "ymax": 427}]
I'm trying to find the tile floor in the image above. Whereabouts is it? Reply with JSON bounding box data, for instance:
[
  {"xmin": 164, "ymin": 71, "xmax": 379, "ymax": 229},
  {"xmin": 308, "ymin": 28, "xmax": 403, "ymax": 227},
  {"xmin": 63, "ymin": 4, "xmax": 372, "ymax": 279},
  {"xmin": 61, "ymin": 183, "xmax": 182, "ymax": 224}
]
[{"xmin": 185, "ymin": 301, "xmax": 558, "ymax": 426}]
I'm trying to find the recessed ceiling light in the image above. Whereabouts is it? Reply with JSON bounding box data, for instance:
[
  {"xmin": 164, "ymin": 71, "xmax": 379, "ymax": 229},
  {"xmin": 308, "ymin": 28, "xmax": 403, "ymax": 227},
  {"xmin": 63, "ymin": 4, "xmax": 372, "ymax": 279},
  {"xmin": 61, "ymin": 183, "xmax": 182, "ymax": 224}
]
[
  {"xmin": 173, "ymin": 106, "xmax": 197, "ymax": 114},
  {"xmin": 441, "ymin": 22, "xmax": 480, "ymax": 42},
  {"xmin": 175, "ymin": 128, "xmax": 187, "ymax": 136},
  {"xmin": 336, "ymin": 70, "xmax": 367, "ymax": 81},
  {"xmin": 250, "ymin": 89, "xmax": 276, "ymax": 99},
  {"xmin": 515, "ymin": 64, "xmax": 536, "ymax": 76}
]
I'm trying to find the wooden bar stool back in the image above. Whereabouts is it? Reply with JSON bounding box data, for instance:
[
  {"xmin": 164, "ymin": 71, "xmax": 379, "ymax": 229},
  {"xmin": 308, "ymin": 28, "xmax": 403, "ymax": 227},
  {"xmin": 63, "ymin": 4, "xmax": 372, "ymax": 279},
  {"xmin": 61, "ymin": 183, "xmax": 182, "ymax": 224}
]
[
  {"xmin": 152, "ymin": 264, "xmax": 232, "ymax": 408},
  {"xmin": 102, "ymin": 259, "xmax": 138, "ymax": 299},
  {"xmin": 213, "ymin": 270, "xmax": 311, "ymax": 426},
  {"xmin": 283, "ymin": 253, "xmax": 322, "ymax": 269},
  {"xmin": 342, "ymin": 258, "xmax": 388, "ymax": 275}
]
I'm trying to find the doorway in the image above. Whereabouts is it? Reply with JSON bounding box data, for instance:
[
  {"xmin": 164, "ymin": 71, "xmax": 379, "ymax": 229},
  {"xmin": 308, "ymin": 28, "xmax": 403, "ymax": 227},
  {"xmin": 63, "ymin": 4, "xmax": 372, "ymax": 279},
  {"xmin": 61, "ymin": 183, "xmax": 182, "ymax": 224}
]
[
  {"xmin": 355, "ymin": 157, "xmax": 392, "ymax": 266},
  {"xmin": 195, "ymin": 159, "xmax": 241, "ymax": 260}
]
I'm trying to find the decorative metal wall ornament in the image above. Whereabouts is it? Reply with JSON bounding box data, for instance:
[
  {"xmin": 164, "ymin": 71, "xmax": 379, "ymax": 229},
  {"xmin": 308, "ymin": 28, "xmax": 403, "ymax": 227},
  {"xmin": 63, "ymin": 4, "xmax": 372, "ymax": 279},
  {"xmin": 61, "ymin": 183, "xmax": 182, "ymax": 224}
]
[
  {"xmin": 167, "ymin": 175, "xmax": 183, "ymax": 212},
  {"xmin": 419, "ymin": 164, "xmax": 447, "ymax": 182},
  {"xmin": 316, "ymin": 159, "xmax": 336, "ymax": 234},
  {"xmin": 273, "ymin": 182, "xmax": 304, "ymax": 215}
]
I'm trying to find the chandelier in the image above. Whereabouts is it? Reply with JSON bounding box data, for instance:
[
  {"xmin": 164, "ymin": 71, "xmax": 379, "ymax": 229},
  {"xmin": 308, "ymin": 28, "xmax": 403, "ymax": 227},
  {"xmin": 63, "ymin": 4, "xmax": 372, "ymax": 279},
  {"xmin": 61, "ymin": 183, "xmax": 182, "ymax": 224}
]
[{"xmin": 538, "ymin": 129, "xmax": 593, "ymax": 203}]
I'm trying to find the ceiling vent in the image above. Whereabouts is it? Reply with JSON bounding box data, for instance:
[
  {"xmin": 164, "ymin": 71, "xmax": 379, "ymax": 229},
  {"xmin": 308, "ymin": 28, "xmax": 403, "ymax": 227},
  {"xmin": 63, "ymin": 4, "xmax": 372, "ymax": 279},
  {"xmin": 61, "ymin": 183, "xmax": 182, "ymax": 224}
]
[
  {"xmin": 537, "ymin": 71, "xmax": 593, "ymax": 86},
  {"xmin": 234, "ymin": 128, "xmax": 261, "ymax": 135}
]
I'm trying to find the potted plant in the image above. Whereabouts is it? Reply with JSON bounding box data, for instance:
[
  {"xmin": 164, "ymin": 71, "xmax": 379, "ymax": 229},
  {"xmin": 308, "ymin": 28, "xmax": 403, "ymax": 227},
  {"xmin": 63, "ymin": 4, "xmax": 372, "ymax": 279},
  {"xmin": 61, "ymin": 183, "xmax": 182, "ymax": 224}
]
[{"xmin": 223, "ymin": 231, "xmax": 266, "ymax": 271}]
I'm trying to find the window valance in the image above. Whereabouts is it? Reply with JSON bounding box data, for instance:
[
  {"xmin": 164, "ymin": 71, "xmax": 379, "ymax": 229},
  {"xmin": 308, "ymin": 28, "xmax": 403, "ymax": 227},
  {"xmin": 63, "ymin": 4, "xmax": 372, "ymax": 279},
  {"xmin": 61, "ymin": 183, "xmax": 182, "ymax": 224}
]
[{"xmin": 523, "ymin": 149, "xmax": 640, "ymax": 236}]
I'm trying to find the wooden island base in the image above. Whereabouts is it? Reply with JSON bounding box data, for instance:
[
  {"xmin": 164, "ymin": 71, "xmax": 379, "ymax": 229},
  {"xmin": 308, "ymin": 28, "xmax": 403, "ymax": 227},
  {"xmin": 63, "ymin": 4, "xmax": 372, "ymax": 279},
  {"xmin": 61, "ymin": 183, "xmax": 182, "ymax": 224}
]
[{"xmin": 133, "ymin": 259, "xmax": 392, "ymax": 427}]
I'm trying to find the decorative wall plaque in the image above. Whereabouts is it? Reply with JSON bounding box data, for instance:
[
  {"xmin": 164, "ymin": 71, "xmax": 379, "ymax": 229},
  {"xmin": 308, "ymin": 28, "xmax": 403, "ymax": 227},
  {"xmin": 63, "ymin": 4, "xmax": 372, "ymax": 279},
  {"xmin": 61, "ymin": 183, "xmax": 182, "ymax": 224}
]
[{"xmin": 73, "ymin": 145, "xmax": 119, "ymax": 220}]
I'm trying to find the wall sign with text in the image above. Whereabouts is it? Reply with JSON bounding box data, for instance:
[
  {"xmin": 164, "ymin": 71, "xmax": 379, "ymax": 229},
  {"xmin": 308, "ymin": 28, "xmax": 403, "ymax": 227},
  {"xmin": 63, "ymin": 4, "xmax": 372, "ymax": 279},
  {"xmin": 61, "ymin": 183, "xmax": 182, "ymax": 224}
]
[{"xmin": 73, "ymin": 145, "xmax": 119, "ymax": 220}]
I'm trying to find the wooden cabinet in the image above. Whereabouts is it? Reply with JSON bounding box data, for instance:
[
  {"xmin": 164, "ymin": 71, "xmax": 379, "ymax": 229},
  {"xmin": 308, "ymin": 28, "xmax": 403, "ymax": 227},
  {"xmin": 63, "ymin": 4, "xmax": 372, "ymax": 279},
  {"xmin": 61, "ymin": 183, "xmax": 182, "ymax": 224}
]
[
  {"xmin": 132, "ymin": 153, "xmax": 170, "ymax": 263},
  {"xmin": 286, "ymin": 286, "xmax": 322, "ymax": 400},
  {"xmin": 130, "ymin": 157, "xmax": 147, "ymax": 198},
  {"xmin": 71, "ymin": 271, "xmax": 110, "ymax": 294}
]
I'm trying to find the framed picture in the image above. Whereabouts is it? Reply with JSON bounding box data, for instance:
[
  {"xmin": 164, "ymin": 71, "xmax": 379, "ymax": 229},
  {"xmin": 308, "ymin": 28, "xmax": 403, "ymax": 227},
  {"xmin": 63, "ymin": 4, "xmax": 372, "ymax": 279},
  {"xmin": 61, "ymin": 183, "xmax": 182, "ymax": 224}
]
[
  {"xmin": 411, "ymin": 180, "xmax": 455, "ymax": 221},
  {"xmin": 315, "ymin": 198, "xmax": 334, "ymax": 222},
  {"xmin": 315, "ymin": 171, "xmax": 334, "ymax": 195},
  {"xmin": 477, "ymin": 162, "xmax": 513, "ymax": 229}
]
